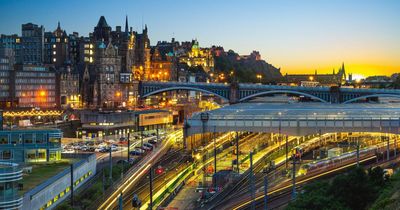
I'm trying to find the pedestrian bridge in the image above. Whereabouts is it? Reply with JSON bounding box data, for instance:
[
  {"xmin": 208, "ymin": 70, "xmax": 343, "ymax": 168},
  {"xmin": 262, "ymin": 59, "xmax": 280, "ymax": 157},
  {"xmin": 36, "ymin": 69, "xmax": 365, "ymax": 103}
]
[
  {"xmin": 139, "ymin": 81, "xmax": 400, "ymax": 104},
  {"xmin": 184, "ymin": 103, "xmax": 400, "ymax": 137}
]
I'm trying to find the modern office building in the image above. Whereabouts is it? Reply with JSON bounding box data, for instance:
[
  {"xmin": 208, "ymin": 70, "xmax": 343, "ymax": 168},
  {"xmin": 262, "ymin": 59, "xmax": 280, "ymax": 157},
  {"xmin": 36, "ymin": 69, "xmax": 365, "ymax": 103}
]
[
  {"xmin": 0, "ymin": 162, "xmax": 23, "ymax": 210},
  {"xmin": 14, "ymin": 65, "xmax": 59, "ymax": 108},
  {"xmin": 0, "ymin": 58, "xmax": 13, "ymax": 109},
  {"xmin": 0, "ymin": 128, "xmax": 62, "ymax": 163},
  {"xmin": 21, "ymin": 23, "xmax": 45, "ymax": 65},
  {"xmin": 77, "ymin": 109, "xmax": 172, "ymax": 138},
  {"xmin": 0, "ymin": 34, "xmax": 21, "ymax": 65}
]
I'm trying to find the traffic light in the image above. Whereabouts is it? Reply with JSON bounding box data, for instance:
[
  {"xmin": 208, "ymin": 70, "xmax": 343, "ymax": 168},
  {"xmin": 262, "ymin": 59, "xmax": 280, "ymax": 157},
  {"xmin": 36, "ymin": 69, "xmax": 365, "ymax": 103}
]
[{"xmin": 155, "ymin": 166, "xmax": 164, "ymax": 175}]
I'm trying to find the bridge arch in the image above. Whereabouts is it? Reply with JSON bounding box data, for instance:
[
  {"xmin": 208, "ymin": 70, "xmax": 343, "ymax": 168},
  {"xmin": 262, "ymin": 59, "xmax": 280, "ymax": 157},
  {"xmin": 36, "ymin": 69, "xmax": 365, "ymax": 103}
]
[
  {"xmin": 342, "ymin": 94, "xmax": 400, "ymax": 104},
  {"xmin": 141, "ymin": 86, "xmax": 229, "ymax": 101},
  {"xmin": 238, "ymin": 90, "xmax": 329, "ymax": 103}
]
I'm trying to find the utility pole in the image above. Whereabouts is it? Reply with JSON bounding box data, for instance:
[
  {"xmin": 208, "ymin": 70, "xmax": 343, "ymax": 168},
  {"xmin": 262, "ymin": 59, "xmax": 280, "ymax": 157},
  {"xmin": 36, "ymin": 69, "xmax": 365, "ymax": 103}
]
[
  {"xmin": 395, "ymin": 135, "xmax": 397, "ymax": 158},
  {"xmin": 285, "ymin": 135, "xmax": 288, "ymax": 169},
  {"xmin": 102, "ymin": 168, "xmax": 105, "ymax": 196},
  {"xmin": 127, "ymin": 133, "xmax": 130, "ymax": 162},
  {"xmin": 250, "ymin": 152, "xmax": 255, "ymax": 210},
  {"xmin": 264, "ymin": 175, "xmax": 268, "ymax": 210},
  {"xmin": 213, "ymin": 127, "xmax": 217, "ymax": 174},
  {"xmin": 292, "ymin": 154, "xmax": 296, "ymax": 199},
  {"xmin": 149, "ymin": 167, "xmax": 153, "ymax": 210},
  {"xmin": 141, "ymin": 129, "xmax": 144, "ymax": 147},
  {"xmin": 119, "ymin": 193, "xmax": 123, "ymax": 210},
  {"xmin": 70, "ymin": 164, "xmax": 74, "ymax": 207},
  {"xmin": 236, "ymin": 132, "xmax": 240, "ymax": 174},
  {"xmin": 156, "ymin": 124, "xmax": 159, "ymax": 142},
  {"xmin": 387, "ymin": 134, "xmax": 390, "ymax": 161},
  {"xmin": 356, "ymin": 138, "xmax": 360, "ymax": 167},
  {"xmin": 109, "ymin": 148, "xmax": 113, "ymax": 182}
]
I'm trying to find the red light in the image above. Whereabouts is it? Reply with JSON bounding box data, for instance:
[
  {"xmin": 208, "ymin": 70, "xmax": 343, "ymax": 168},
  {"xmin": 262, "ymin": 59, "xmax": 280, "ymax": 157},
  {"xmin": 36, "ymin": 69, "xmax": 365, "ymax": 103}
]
[{"xmin": 155, "ymin": 166, "xmax": 164, "ymax": 175}]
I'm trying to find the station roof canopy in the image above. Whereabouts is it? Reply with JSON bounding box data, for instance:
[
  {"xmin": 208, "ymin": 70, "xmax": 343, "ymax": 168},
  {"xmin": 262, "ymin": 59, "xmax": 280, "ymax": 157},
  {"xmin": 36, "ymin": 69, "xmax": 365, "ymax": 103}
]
[{"xmin": 191, "ymin": 102, "xmax": 400, "ymax": 120}]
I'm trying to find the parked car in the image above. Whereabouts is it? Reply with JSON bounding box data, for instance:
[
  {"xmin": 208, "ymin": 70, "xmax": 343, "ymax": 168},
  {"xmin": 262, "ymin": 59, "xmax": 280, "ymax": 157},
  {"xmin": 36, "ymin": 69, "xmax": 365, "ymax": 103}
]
[
  {"xmin": 144, "ymin": 143, "xmax": 154, "ymax": 149},
  {"xmin": 111, "ymin": 145, "xmax": 118, "ymax": 151},
  {"xmin": 130, "ymin": 150, "xmax": 143, "ymax": 156},
  {"xmin": 117, "ymin": 158, "xmax": 135, "ymax": 164},
  {"xmin": 141, "ymin": 145, "xmax": 152, "ymax": 151},
  {"xmin": 148, "ymin": 140, "xmax": 157, "ymax": 145}
]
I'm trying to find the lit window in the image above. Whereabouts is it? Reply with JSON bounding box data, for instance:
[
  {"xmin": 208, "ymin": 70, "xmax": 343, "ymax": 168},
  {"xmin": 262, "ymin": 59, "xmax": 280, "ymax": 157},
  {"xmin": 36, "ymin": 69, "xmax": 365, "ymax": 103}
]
[
  {"xmin": 53, "ymin": 51, "xmax": 56, "ymax": 55},
  {"xmin": 53, "ymin": 58, "xmax": 56, "ymax": 62},
  {"xmin": 52, "ymin": 44, "xmax": 56, "ymax": 48}
]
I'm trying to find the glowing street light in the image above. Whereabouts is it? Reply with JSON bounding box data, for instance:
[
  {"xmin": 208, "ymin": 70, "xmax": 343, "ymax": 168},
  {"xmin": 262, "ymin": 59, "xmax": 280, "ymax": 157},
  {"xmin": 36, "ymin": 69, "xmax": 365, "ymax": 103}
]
[{"xmin": 257, "ymin": 74, "xmax": 262, "ymax": 83}]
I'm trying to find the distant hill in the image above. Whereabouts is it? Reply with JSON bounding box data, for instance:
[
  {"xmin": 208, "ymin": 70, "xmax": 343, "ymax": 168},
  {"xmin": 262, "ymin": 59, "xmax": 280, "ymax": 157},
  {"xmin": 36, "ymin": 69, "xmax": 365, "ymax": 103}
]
[{"xmin": 214, "ymin": 50, "xmax": 282, "ymax": 83}]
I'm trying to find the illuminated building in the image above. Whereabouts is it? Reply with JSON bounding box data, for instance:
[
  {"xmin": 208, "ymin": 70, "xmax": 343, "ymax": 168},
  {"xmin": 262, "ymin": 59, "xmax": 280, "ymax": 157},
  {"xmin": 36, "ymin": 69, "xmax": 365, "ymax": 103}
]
[
  {"xmin": 81, "ymin": 38, "xmax": 94, "ymax": 64},
  {"xmin": 133, "ymin": 25, "xmax": 151, "ymax": 80},
  {"xmin": 14, "ymin": 65, "xmax": 58, "ymax": 108},
  {"xmin": 0, "ymin": 58, "xmax": 16, "ymax": 109},
  {"xmin": 179, "ymin": 39, "xmax": 214, "ymax": 72},
  {"xmin": 0, "ymin": 128, "xmax": 62, "ymax": 163},
  {"xmin": 59, "ymin": 66, "xmax": 80, "ymax": 108},
  {"xmin": 0, "ymin": 162, "xmax": 23, "ymax": 209},
  {"xmin": 44, "ymin": 22, "xmax": 69, "ymax": 68},
  {"xmin": 283, "ymin": 63, "xmax": 347, "ymax": 86},
  {"xmin": 149, "ymin": 46, "xmax": 173, "ymax": 81},
  {"xmin": 77, "ymin": 109, "xmax": 172, "ymax": 138},
  {"xmin": 92, "ymin": 41, "xmax": 126, "ymax": 107}
]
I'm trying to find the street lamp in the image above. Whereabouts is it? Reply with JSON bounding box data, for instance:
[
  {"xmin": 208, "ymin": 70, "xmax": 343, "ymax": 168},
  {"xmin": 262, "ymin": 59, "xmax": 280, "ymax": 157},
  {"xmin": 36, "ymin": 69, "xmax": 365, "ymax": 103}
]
[{"xmin": 257, "ymin": 74, "xmax": 262, "ymax": 83}]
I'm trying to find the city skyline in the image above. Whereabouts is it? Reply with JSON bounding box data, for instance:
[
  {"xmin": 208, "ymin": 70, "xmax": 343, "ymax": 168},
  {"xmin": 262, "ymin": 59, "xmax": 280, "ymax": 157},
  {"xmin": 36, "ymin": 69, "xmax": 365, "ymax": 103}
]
[{"xmin": 1, "ymin": 0, "xmax": 399, "ymax": 77}]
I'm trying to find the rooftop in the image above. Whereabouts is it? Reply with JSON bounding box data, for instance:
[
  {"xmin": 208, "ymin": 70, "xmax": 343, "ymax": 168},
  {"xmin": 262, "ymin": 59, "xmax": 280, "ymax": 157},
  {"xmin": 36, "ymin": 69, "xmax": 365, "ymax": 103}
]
[{"xmin": 191, "ymin": 102, "xmax": 400, "ymax": 120}]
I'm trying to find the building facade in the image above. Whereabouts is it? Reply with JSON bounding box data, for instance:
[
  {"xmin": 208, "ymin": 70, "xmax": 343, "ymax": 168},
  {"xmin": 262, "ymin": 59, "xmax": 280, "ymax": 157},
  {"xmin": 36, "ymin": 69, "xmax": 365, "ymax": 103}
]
[
  {"xmin": 59, "ymin": 66, "xmax": 80, "ymax": 108},
  {"xmin": 44, "ymin": 22, "xmax": 69, "ymax": 68},
  {"xmin": 21, "ymin": 23, "xmax": 45, "ymax": 65},
  {"xmin": 0, "ymin": 129, "xmax": 62, "ymax": 163},
  {"xmin": 283, "ymin": 63, "xmax": 347, "ymax": 86},
  {"xmin": 14, "ymin": 65, "xmax": 58, "ymax": 108},
  {"xmin": 0, "ymin": 162, "xmax": 23, "ymax": 209}
]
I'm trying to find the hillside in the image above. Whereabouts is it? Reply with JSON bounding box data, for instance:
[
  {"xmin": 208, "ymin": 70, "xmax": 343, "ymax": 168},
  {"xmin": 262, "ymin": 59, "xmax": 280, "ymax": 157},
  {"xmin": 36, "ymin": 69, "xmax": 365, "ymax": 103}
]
[{"xmin": 214, "ymin": 50, "xmax": 282, "ymax": 83}]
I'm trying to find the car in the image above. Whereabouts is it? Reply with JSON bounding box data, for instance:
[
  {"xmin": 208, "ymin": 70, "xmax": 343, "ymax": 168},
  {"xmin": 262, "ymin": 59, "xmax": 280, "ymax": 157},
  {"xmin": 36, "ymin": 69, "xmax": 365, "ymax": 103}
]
[
  {"xmin": 130, "ymin": 150, "xmax": 143, "ymax": 156},
  {"xmin": 134, "ymin": 148, "xmax": 145, "ymax": 153},
  {"xmin": 141, "ymin": 145, "xmax": 152, "ymax": 151},
  {"xmin": 120, "ymin": 137, "xmax": 127, "ymax": 141},
  {"xmin": 144, "ymin": 143, "xmax": 154, "ymax": 148},
  {"xmin": 111, "ymin": 145, "xmax": 118, "ymax": 151},
  {"xmin": 99, "ymin": 147, "xmax": 110, "ymax": 153},
  {"xmin": 148, "ymin": 140, "xmax": 157, "ymax": 144},
  {"xmin": 117, "ymin": 158, "xmax": 135, "ymax": 164}
]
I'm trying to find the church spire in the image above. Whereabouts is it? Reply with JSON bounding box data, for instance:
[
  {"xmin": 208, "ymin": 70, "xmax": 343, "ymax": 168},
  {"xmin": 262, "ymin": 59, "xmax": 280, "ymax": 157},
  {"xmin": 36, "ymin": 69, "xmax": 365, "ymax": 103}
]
[
  {"xmin": 125, "ymin": 15, "xmax": 129, "ymax": 33},
  {"xmin": 57, "ymin": 21, "xmax": 61, "ymax": 30}
]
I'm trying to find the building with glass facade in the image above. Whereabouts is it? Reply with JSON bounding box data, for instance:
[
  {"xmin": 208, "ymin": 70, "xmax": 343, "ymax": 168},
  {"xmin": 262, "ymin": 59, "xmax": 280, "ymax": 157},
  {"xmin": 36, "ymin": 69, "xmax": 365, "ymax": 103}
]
[
  {"xmin": 0, "ymin": 129, "xmax": 62, "ymax": 163},
  {"xmin": 0, "ymin": 162, "xmax": 23, "ymax": 209}
]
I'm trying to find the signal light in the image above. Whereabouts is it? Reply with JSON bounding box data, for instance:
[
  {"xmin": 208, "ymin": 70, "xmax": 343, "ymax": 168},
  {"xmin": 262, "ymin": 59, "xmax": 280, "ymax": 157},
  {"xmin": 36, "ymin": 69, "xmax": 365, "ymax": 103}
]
[{"xmin": 155, "ymin": 166, "xmax": 164, "ymax": 175}]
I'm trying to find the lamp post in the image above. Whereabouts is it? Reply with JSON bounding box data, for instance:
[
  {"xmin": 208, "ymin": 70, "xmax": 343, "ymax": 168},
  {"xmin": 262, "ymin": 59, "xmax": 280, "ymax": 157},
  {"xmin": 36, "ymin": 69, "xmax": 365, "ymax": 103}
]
[{"xmin": 257, "ymin": 74, "xmax": 262, "ymax": 83}]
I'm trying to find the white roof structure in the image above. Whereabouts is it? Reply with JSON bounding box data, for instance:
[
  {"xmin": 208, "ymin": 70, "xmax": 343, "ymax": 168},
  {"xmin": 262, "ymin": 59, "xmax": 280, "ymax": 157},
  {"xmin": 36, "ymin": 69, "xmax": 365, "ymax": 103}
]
[{"xmin": 185, "ymin": 102, "xmax": 400, "ymax": 136}]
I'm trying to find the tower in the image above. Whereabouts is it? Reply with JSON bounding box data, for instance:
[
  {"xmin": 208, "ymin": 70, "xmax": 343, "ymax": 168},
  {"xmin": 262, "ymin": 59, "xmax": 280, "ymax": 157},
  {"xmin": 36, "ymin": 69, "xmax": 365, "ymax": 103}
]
[
  {"xmin": 125, "ymin": 15, "xmax": 129, "ymax": 34},
  {"xmin": 93, "ymin": 16, "xmax": 111, "ymax": 43}
]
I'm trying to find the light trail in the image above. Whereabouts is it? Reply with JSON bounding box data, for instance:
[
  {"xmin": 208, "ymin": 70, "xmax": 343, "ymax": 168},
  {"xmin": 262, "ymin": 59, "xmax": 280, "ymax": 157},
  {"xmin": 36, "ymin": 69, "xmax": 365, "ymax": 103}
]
[
  {"xmin": 232, "ymin": 155, "xmax": 376, "ymax": 210},
  {"xmin": 98, "ymin": 130, "xmax": 181, "ymax": 210}
]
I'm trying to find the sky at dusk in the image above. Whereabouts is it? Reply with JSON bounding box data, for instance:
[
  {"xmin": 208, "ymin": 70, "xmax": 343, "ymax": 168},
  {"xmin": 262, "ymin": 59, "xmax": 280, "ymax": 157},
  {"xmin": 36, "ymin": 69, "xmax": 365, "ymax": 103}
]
[{"xmin": 1, "ymin": 0, "xmax": 399, "ymax": 77}]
